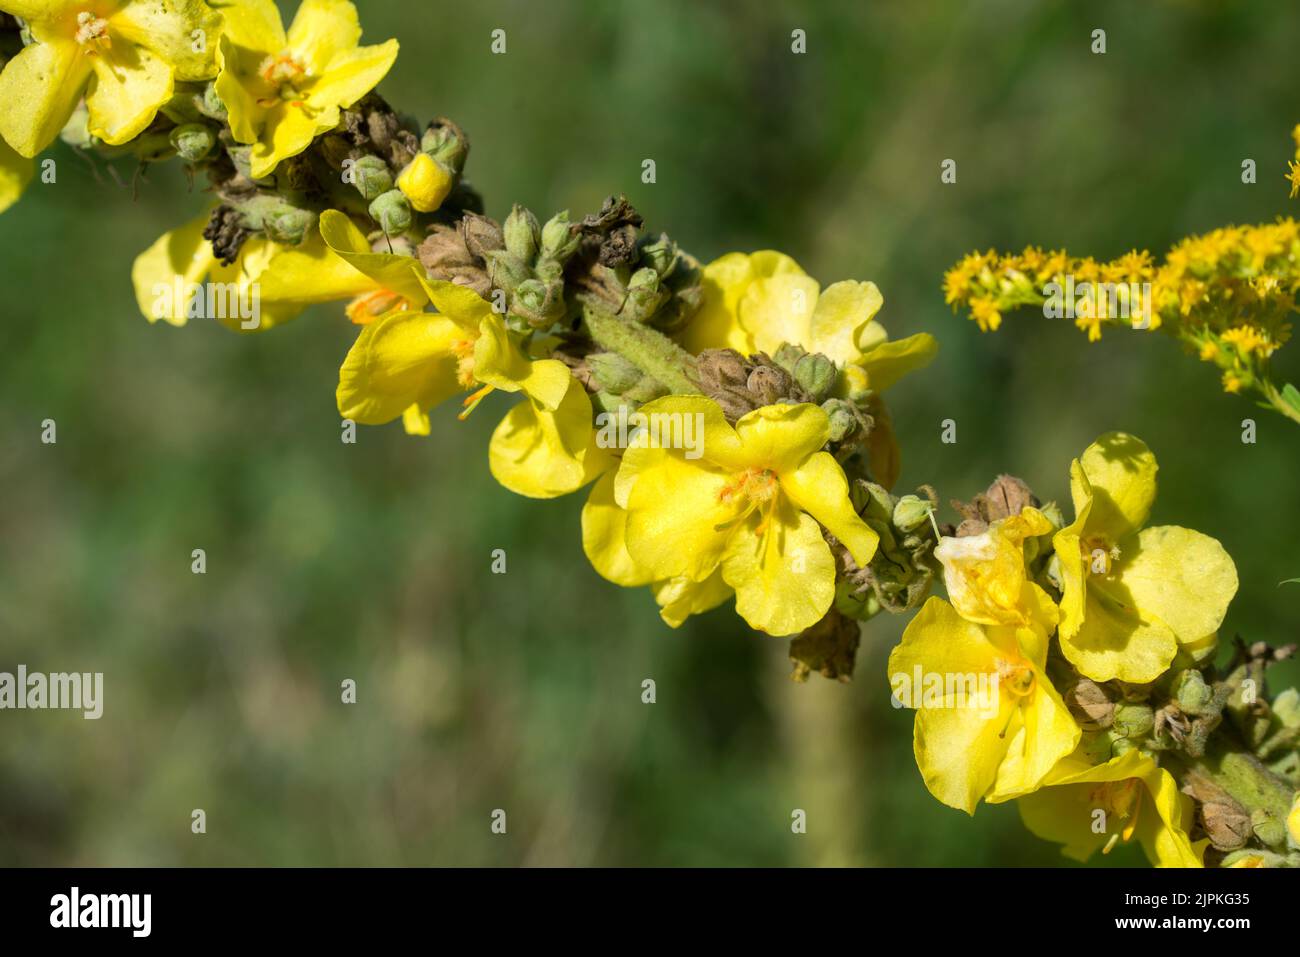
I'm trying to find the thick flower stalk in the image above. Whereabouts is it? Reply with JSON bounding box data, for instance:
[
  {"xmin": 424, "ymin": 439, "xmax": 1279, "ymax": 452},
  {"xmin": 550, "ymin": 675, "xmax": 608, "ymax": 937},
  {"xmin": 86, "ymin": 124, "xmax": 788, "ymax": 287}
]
[{"xmin": 4, "ymin": 0, "xmax": 1297, "ymax": 869}]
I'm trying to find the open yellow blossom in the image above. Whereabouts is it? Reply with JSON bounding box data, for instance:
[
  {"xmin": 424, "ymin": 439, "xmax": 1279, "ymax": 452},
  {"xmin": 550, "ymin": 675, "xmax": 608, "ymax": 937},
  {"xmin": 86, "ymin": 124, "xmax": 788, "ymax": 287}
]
[
  {"xmin": 131, "ymin": 211, "xmax": 347, "ymax": 331},
  {"xmin": 1019, "ymin": 748, "xmax": 1202, "ymax": 867},
  {"xmin": 0, "ymin": 136, "xmax": 33, "ymax": 213},
  {"xmin": 1053, "ymin": 433, "xmax": 1238, "ymax": 684},
  {"xmin": 337, "ymin": 276, "xmax": 599, "ymax": 496},
  {"xmin": 685, "ymin": 250, "xmax": 937, "ymax": 394},
  {"xmin": 935, "ymin": 507, "xmax": 1055, "ymax": 627},
  {"xmin": 0, "ymin": 0, "xmax": 221, "ymax": 157},
  {"xmin": 613, "ymin": 396, "xmax": 878, "ymax": 636},
  {"xmin": 215, "ymin": 0, "xmax": 398, "ymax": 179},
  {"xmin": 888, "ymin": 591, "xmax": 1080, "ymax": 814}
]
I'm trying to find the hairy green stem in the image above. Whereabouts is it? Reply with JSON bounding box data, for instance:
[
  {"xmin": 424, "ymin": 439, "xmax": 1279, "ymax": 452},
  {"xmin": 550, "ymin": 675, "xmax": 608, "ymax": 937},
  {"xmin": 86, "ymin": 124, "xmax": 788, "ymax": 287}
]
[
  {"xmin": 1168, "ymin": 734, "xmax": 1296, "ymax": 850},
  {"xmin": 582, "ymin": 303, "xmax": 701, "ymax": 396}
]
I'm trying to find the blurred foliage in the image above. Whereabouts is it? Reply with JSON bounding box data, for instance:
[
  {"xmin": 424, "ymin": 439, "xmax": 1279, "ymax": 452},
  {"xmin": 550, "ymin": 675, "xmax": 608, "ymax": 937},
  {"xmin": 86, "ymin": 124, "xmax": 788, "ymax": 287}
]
[{"xmin": 1, "ymin": 0, "xmax": 1297, "ymax": 866}]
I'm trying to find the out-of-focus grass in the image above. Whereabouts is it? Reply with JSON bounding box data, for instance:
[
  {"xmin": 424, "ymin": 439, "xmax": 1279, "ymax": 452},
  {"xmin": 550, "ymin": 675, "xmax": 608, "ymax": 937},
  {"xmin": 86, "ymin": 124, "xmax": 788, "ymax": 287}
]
[{"xmin": 0, "ymin": 0, "xmax": 1296, "ymax": 866}]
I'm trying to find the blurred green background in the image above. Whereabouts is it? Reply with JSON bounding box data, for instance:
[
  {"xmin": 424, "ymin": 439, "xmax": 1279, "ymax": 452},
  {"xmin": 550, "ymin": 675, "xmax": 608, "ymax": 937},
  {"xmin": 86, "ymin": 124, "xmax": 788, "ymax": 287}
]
[{"xmin": 2, "ymin": 0, "xmax": 1298, "ymax": 866}]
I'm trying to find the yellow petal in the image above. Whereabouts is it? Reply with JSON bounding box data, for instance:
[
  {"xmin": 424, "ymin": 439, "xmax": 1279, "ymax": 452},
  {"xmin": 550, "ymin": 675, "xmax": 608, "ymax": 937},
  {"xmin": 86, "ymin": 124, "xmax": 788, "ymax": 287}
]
[
  {"xmin": 935, "ymin": 508, "xmax": 1053, "ymax": 627},
  {"xmin": 473, "ymin": 322, "xmax": 572, "ymax": 409},
  {"xmin": 780, "ymin": 450, "xmax": 878, "ymax": 567},
  {"xmin": 1061, "ymin": 573, "xmax": 1178, "ymax": 684},
  {"xmin": 678, "ymin": 250, "xmax": 804, "ymax": 355},
  {"xmin": 624, "ymin": 450, "xmax": 736, "ymax": 583},
  {"xmin": 654, "ymin": 571, "xmax": 732, "ymax": 628},
  {"xmin": 0, "ymin": 38, "xmax": 91, "ymax": 157},
  {"xmin": 303, "ymin": 39, "xmax": 399, "ymax": 114},
  {"xmin": 1115, "ymin": 525, "xmax": 1239, "ymax": 644},
  {"xmin": 733, "ymin": 402, "xmax": 829, "ymax": 474},
  {"xmin": 286, "ymin": 0, "xmax": 362, "ymax": 74},
  {"xmin": 215, "ymin": 0, "xmax": 286, "ymax": 53},
  {"xmin": 416, "ymin": 275, "xmax": 495, "ymax": 330},
  {"xmin": 317, "ymin": 209, "xmax": 429, "ymax": 305},
  {"xmin": 86, "ymin": 42, "xmax": 174, "ymax": 146},
  {"xmin": 1053, "ymin": 463, "xmax": 1093, "ymax": 641},
  {"xmin": 864, "ymin": 396, "xmax": 901, "ymax": 489},
  {"xmin": 852, "ymin": 332, "xmax": 939, "ymax": 393},
  {"xmin": 1079, "ymin": 432, "xmax": 1158, "ymax": 541},
  {"xmin": 889, "ymin": 598, "xmax": 1019, "ymax": 813},
  {"xmin": 488, "ymin": 376, "xmax": 595, "ymax": 499},
  {"xmin": 807, "ymin": 279, "xmax": 883, "ymax": 365},
  {"xmin": 988, "ymin": 665, "xmax": 1080, "ymax": 802},
  {"xmin": 721, "ymin": 499, "xmax": 837, "ymax": 635},
  {"xmin": 740, "ymin": 272, "xmax": 819, "ymax": 356},
  {"xmin": 256, "ymin": 226, "xmax": 377, "ymax": 305},
  {"xmin": 401, "ymin": 404, "xmax": 431, "ymax": 436},
  {"xmin": 623, "ymin": 395, "xmax": 745, "ymax": 476},
  {"xmin": 207, "ymin": 237, "xmax": 309, "ymax": 331},
  {"xmin": 396, "ymin": 152, "xmax": 452, "ymax": 214},
  {"xmin": 131, "ymin": 213, "xmax": 216, "ymax": 326},
  {"xmin": 112, "ymin": 0, "xmax": 223, "ymax": 82},
  {"xmin": 249, "ymin": 101, "xmax": 333, "ymax": 180},
  {"xmin": 582, "ymin": 469, "xmax": 654, "ymax": 586},
  {"xmin": 0, "ymin": 137, "xmax": 33, "ymax": 214},
  {"xmin": 336, "ymin": 311, "xmax": 464, "ymax": 424},
  {"xmin": 214, "ymin": 34, "xmax": 265, "ymax": 145}
]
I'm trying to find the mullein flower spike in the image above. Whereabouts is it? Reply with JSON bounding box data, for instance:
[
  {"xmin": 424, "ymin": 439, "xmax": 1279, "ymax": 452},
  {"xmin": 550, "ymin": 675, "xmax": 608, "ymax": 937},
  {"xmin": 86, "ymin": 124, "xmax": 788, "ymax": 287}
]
[{"xmin": 5, "ymin": 0, "xmax": 1298, "ymax": 868}]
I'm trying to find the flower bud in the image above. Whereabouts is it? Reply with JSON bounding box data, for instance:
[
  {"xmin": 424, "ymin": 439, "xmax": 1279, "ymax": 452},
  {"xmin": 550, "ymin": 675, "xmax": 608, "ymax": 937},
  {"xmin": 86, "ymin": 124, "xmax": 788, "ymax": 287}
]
[
  {"xmin": 842, "ymin": 363, "xmax": 872, "ymax": 403},
  {"xmin": 199, "ymin": 81, "xmax": 227, "ymax": 121},
  {"xmin": 822, "ymin": 398, "xmax": 859, "ymax": 442},
  {"xmin": 1065, "ymin": 678, "xmax": 1115, "ymax": 730},
  {"xmin": 1202, "ymin": 801, "xmax": 1252, "ymax": 851},
  {"xmin": 747, "ymin": 365, "xmax": 794, "ymax": 406},
  {"xmin": 421, "ymin": 120, "xmax": 468, "ymax": 172},
  {"xmin": 696, "ymin": 349, "xmax": 751, "ymax": 392},
  {"xmin": 892, "ymin": 495, "xmax": 933, "ymax": 534},
  {"xmin": 511, "ymin": 278, "xmax": 565, "ymax": 328},
  {"xmin": 482, "ymin": 249, "xmax": 531, "ymax": 295},
  {"xmin": 773, "ymin": 342, "xmax": 807, "ymax": 374},
  {"xmin": 263, "ymin": 205, "xmax": 317, "ymax": 245},
  {"xmin": 503, "ymin": 205, "xmax": 540, "ymax": 263},
  {"xmin": 351, "ymin": 155, "xmax": 393, "ymax": 201},
  {"xmin": 624, "ymin": 268, "xmax": 669, "ymax": 323},
  {"xmin": 639, "ymin": 233, "xmax": 679, "ymax": 278},
  {"xmin": 460, "ymin": 213, "xmax": 504, "ymax": 260},
  {"xmin": 1112, "ymin": 701, "xmax": 1153, "ymax": 738},
  {"xmin": 540, "ymin": 211, "xmax": 579, "ymax": 264},
  {"xmin": 1173, "ymin": 669, "xmax": 1214, "ymax": 716},
  {"xmin": 369, "ymin": 189, "xmax": 413, "ymax": 234},
  {"xmin": 793, "ymin": 352, "xmax": 836, "ymax": 401},
  {"xmin": 397, "ymin": 153, "xmax": 453, "ymax": 213},
  {"xmin": 169, "ymin": 123, "xmax": 215, "ymax": 162}
]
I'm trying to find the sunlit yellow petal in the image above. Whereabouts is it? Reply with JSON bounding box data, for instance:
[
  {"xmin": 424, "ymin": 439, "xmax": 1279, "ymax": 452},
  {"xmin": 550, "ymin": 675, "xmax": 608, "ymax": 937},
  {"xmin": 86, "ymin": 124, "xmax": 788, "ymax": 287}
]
[
  {"xmin": 732, "ymin": 402, "xmax": 829, "ymax": 474},
  {"xmin": 112, "ymin": 0, "xmax": 223, "ymax": 82},
  {"xmin": 852, "ymin": 332, "xmax": 939, "ymax": 393},
  {"xmin": 249, "ymin": 101, "xmax": 333, "ymax": 180},
  {"xmin": 86, "ymin": 42, "xmax": 174, "ymax": 146},
  {"xmin": 317, "ymin": 209, "xmax": 429, "ymax": 305},
  {"xmin": 336, "ymin": 311, "xmax": 463, "ymax": 424},
  {"xmin": 624, "ymin": 450, "xmax": 735, "ymax": 582},
  {"xmin": 303, "ymin": 39, "xmax": 399, "ymax": 114},
  {"xmin": 654, "ymin": 571, "xmax": 732, "ymax": 628},
  {"xmin": 487, "ymin": 376, "xmax": 594, "ymax": 499},
  {"xmin": 807, "ymin": 279, "xmax": 883, "ymax": 365},
  {"xmin": 582, "ymin": 469, "xmax": 655, "ymax": 586},
  {"xmin": 285, "ymin": 0, "xmax": 361, "ymax": 74},
  {"xmin": 721, "ymin": 500, "xmax": 837, "ymax": 635},
  {"xmin": 1079, "ymin": 432, "xmax": 1158, "ymax": 541},
  {"xmin": 740, "ymin": 272, "xmax": 819, "ymax": 356},
  {"xmin": 1116, "ymin": 525, "xmax": 1238, "ymax": 645},
  {"xmin": 781, "ymin": 450, "xmax": 877, "ymax": 567},
  {"xmin": 130, "ymin": 213, "xmax": 216, "ymax": 326},
  {"xmin": 0, "ymin": 137, "xmax": 33, "ymax": 214},
  {"xmin": 0, "ymin": 38, "xmax": 90, "ymax": 157}
]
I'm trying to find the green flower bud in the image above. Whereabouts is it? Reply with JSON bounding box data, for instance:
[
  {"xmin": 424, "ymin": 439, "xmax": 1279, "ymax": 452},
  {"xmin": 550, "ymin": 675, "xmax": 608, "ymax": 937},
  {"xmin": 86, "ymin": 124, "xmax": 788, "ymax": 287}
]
[
  {"xmin": 773, "ymin": 342, "xmax": 807, "ymax": 374},
  {"xmin": 792, "ymin": 352, "xmax": 836, "ymax": 401},
  {"xmin": 482, "ymin": 249, "xmax": 531, "ymax": 296},
  {"xmin": 503, "ymin": 205, "xmax": 540, "ymax": 263},
  {"xmin": 1038, "ymin": 501, "xmax": 1065, "ymax": 530},
  {"xmin": 1113, "ymin": 702, "xmax": 1155, "ymax": 739},
  {"xmin": 892, "ymin": 495, "xmax": 933, "ymax": 533},
  {"xmin": 1272, "ymin": 688, "xmax": 1300, "ymax": 729},
  {"xmin": 263, "ymin": 205, "xmax": 317, "ymax": 246},
  {"xmin": 1173, "ymin": 669, "xmax": 1213, "ymax": 716},
  {"xmin": 639, "ymin": 233, "xmax": 679, "ymax": 278},
  {"xmin": 511, "ymin": 278, "xmax": 565, "ymax": 329},
  {"xmin": 422, "ymin": 121, "xmax": 468, "ymax": 173},
  {"xmin": 169, "ymin": 123, "xmax": 216, "ymax": 162},
  {"xmin": 540, "ymin": 211, "xmax": 580, "ymax": 264},
  {"xmin": 352, "ymin": 155, "xmax": 394, "ymax": 202},
  {"xmin": 198, "ymin": 82, "xmax": 228, "ymax": 121},
  {"xmin": 368, "ymin": 189, "xmax": 412, "ymax": 234},
  {"xmin": 822, "ymin": 398, "xmax": 859, "ymax": 442},
  {"xmin": 624, "ymin": 268, "xmax": 669, "ymax": 323}
]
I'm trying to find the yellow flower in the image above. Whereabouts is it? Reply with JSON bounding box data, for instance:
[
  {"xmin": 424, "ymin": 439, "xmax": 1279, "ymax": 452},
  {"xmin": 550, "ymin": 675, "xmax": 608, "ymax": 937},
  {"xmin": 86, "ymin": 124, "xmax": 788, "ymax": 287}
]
[
  {"xmin": 311, "ymin": 209, "xmax": 430, "ymax": 323},
  {"xmin": 0, "ymin": 0, "xmax": 222, "ymax": 157},
  {"xmin": 337, "ymin": 276, "xmax": 599, "ymax": 497},
  {"xmin": 686, "ymin": 250, "xmax": 937, "ymax": 395},
  {"xmin": 0, "ymin": 135, "xmax": 33, "ymax": 213},
  {"xmin": 613, "ymin": 396, "xmax": 878, "ymax": 635},
  {"xmin": 131, "ymin": 210, "xmax": 340, "ymax": 331},
  {"xmin": 1018, "ymin": 748, "xmax": 1202, "ymax": 867},
  {"xmin": 1053, "ymin": 433, "xmax": 1238, "ymax": 684},
  {"xmin": 888, "ymin": 592, "xmax": 1080, "ymax": 814},
  {"xmin": 215, "ymin": 0, "xmax": 398, "ymax": 179},
  {"xmin": 581, "ymin": 468, "xmax": 735, "ymax": 628},
  {"xmin": 934, "ymin": 507, "xmax": 1055, "ymax": 627}
]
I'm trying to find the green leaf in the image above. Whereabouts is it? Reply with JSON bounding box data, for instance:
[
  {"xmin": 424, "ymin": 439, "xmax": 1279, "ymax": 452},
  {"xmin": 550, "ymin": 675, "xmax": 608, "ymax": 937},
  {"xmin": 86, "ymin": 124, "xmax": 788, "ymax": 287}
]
[
  {"xmin": 1282, "ymin": 382, "xmax": 1300, "ymax": 413},
  {"xmin": 1280, "ymin": 578, "xmax": 1300, "ymax": 586}
]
